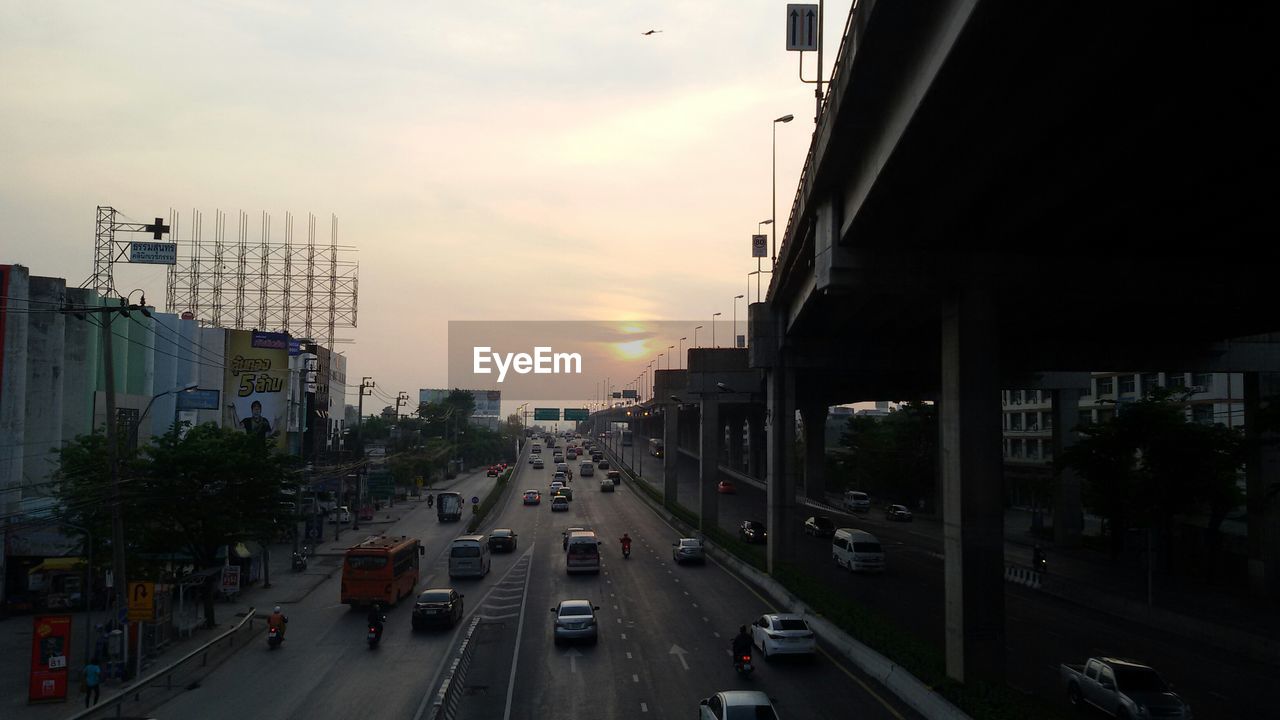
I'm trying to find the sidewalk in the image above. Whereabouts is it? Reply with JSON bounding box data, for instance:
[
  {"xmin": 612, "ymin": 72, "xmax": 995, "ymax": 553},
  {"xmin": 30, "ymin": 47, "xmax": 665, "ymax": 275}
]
[{"xmin": 0, "ymin": 484, "xmax": 466, "ymax": 720}]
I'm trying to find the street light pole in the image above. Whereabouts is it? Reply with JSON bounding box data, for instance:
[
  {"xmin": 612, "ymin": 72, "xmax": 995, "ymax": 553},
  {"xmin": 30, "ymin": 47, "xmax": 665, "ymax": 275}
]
[
  {"xmin": 733, "ymin": 295, "xmax": 744, "ymax": 348},
  {"xmin": 678, "ymin": 337, "xmax": 687, "ymax": 369},
  {"xmin": 712, "ymin": 312, "xmax": 723, "ymax": 348},
  {"xmin": 754, "ymin": 219, "xmax": 773, "ymax": 302},
  {"xmin": 772, "ymin": 114, "xmax": 795, "ymax": 267},
  {"xmin": 693, "ymin": 325, "xmax": 703, "ymax": 349},
  {"xmin": 667, "ymin": 345, "xmax": 674, "ymax": 370}
]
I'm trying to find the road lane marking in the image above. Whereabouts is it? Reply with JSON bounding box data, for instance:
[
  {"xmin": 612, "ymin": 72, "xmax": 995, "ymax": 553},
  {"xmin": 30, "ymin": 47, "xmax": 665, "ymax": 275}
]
[
  {"xmin": 641, "ymin": 702, "xmax": 648, "ymax": 712},
  {"xmin": 632, "ymin": 674, "xmax": 639, "ymax": 683},
  {"xmin": 692, "ymin": 603, "xmax": 698, "ymax": 608},
  {"xmin": 713, "ymin": 632, "xmax": 720, "ymax": 638},
  {"xmin": 626, "ymin": 652, "xmax": 633, "ymax": 659},
  {"xmin": 621, "ymin": 633, "xmax": 627, "ymax": 640}
]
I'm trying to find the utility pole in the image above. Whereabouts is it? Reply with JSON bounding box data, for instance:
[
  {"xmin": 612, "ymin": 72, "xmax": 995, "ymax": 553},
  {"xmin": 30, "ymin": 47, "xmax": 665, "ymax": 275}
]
[{"xmin": 396, "ymin": 391, "xmax": 409, "ymax": 418}]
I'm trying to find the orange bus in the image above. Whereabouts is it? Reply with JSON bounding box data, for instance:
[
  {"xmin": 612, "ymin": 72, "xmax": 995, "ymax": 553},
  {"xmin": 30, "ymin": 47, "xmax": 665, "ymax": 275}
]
[{"xmin": 340, "ymin": 535, "xmax": 424, "ymax": 606}]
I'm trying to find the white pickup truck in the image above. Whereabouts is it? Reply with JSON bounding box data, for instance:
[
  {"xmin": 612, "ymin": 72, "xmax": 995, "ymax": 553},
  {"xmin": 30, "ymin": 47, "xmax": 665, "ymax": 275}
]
[{"xmin": 1060, "ymin": 657, "xmax": 1192, "ymax": 719}]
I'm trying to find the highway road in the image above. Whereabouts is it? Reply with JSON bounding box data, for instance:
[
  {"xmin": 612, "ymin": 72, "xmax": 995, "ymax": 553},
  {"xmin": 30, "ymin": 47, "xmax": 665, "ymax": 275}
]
[
  {"xmin": 148, "ymin": 441, "xmax": 919, "ymax": 720},
  {"xmin": 606, "ymin": 432, "xmax": 1270, "ymax": 719}
]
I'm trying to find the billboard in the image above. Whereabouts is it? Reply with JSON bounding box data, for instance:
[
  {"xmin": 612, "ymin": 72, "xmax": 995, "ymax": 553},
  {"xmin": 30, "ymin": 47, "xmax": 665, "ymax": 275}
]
[
  {"xmin": 28, "ymin": 615, "xmax": 71, "ymax": 702},
  {"xmin": 419, "ymin": 388, "xmax": 501, "ymax": 417},
  {"xmin": 225, "ymin": 330, "xmax": 289, "ymax": 449}
]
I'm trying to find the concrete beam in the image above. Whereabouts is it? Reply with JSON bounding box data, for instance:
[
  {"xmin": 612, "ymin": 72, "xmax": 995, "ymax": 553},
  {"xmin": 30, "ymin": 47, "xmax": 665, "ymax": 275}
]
[
  {"xmin": 767, "ymin": 364, "xmax": 799, "ymax": 572},
  {"xmin": 1051, "ymin": 388, "xmax": 1085, "ymax": 546}
]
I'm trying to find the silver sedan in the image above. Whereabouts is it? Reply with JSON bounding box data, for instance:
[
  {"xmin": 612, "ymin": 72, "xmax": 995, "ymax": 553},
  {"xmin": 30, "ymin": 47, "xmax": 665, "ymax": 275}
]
[{"xmin": 672, "ymin": 538, "xmax": 705, "ymax": 564}]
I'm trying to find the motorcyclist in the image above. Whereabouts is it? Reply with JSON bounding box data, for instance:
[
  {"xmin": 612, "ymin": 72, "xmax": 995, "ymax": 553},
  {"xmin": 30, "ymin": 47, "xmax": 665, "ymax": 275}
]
[
  {"xmin": 367, "ymin": 603, "xmax": 385, "ymax": 639},
  {"xmin": 619, "ymin": 533, "xmax": 632, "ymax": 556},
  {"xmin": 268, "ymin": 606, "xmax": 288, "ymax": 639},
  {"xmin": 732, "ymin": 625, "xmax": 753, "ymax": 660}
]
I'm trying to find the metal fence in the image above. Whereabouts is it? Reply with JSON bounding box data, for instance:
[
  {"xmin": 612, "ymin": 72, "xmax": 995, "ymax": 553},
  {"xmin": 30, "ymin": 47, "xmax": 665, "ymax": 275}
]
[
  {"xmin": 66, "ymin": 608, "xmax": 260, "ymax": 720},
  {"xmin": 426, "ymin": 615, "xmax": 484, "ymax": 720}
]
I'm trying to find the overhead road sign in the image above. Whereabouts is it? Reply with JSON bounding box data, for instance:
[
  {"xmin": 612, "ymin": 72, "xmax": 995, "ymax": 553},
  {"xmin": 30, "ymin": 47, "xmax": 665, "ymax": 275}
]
[
  {"xmin": 564, "ymin": 408, "xmax": 589, "ymax": 421},
  {"xmin": 786, "ymin": 4, "xmax": 819, "ymax": 51},
  {"xmin": 534, "ymin": 408, "xmax": 561, "ymax": 421}
]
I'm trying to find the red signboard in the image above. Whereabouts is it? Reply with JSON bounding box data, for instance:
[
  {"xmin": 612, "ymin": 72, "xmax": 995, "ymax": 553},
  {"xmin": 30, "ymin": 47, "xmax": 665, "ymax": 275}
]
[{"xmin": 28, "ymin": 614, "xmax": 72, "ymax": 703}]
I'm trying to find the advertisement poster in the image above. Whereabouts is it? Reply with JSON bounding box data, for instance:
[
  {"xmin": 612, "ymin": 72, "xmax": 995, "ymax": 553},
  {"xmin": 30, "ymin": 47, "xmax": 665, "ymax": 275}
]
[
  {"xmin": 225, "ymin": 329, "xmax": 289, "ymax": 450},
  {"xmin": 28, "ymin": 614, "xmax": 71, "ymax": 703}
]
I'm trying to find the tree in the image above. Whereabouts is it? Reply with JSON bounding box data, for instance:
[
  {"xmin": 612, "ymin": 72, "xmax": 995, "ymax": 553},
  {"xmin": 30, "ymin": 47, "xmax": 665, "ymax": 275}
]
[
  {"xmin": 55, "ymin": 424, "xmax": 297, "ymax": 627},
  {"xmin": 837, "ymin": 402, "xmax": 937, "ymax": 507},
  {"xmin": 1059, "ymin": 388, "xmax": 1244, "ymax": 567}
]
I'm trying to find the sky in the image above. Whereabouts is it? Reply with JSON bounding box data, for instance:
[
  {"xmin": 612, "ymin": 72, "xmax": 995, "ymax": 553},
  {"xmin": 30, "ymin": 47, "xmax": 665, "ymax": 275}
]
[{"xmin": 0, "ymin": 0, "xmax": 854, "ymax": 412}]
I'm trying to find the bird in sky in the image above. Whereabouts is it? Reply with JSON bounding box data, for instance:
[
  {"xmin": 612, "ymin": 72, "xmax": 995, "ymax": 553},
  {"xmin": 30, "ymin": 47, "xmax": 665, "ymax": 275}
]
[{"xmin": 642, "ymin": 30, "xmax": 662, "ymax": 36}]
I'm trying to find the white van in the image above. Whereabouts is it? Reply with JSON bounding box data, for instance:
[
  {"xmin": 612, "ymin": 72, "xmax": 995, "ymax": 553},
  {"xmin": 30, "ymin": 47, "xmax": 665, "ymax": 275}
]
[
  {"xmin": 832, "ymin": 528, "xmax": 884, "ymax": 572},
  {"xmin": 579, "ymin": 461, "xmax": 595, "ymax": 477},
  {"xmin": 565, "ymin": 531, "xmax": 602, "ymax": 574},
  {"xmin": 448, "ymin": 535, "xmax": 491, "ymax": 579},
  {"xmin": 843, "ymin": 490, "xmax": 871, "ymax": 513}
]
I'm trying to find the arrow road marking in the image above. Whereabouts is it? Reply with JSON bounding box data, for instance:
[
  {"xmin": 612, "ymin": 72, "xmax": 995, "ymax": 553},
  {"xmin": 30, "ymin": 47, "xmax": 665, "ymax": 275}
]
[{"xmin": 669, "ymin": 644, "xmax": 690, "ymax": 670}]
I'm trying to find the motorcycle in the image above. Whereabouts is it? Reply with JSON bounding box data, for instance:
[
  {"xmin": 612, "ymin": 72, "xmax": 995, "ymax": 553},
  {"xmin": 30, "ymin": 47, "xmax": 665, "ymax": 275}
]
[
  {"xmin": 291, "ymin": 551, "xmax": 308, "ymax": 571},
  {"xmin": 733, "ymin": 651, "xmax": 754, "ymax": 677},
  {"xmin": 367, "ymin": 617, "xmax": 386, "ymax": 649},
  {"xmin": 622, "ymin": 545, "xmax": 631, "ymax": 559},
  {"xmin": 267, "ymin": 625, "xmax": 283, "ymax": 649}
]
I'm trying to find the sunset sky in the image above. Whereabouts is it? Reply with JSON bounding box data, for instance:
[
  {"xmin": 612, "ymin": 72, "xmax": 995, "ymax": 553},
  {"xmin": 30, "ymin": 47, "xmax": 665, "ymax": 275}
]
[{"xmin": 0, "ymin": 1, "xmax": 853, "ymax": 411}]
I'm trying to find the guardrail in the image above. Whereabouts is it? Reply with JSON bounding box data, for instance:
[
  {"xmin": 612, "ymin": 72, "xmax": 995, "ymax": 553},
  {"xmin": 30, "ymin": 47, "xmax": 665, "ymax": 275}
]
[
  {"xmin": 425, "ymin": 615, "xmax": 484, "ymax": 720},
  {"xmin": 67, "ymin": 608, "xmax": 259, "ymax": 720}
]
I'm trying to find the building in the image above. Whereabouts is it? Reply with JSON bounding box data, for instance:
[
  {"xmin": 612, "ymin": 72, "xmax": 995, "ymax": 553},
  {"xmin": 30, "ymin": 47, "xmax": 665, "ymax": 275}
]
[{"xmin": 1001, "ymin": 372, "xmax": 1245, "ymax": 505}]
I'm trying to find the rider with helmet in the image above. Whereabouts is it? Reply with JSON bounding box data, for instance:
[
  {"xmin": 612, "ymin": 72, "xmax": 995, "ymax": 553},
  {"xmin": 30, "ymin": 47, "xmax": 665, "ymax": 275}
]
[
  {"xmin": 619, "ymin": 533, "xmax": 632, "ymax": 557},
  {"xmin": 268, "ymin": 606, "xmax": 288, "ymax": 639}
]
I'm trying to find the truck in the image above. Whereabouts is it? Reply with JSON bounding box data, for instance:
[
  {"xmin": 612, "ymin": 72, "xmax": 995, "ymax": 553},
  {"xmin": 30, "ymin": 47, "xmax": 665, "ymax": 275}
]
[
  {"xmin": 1060, "ymin": 657, "xmax": 1192, "ymax": 719},
  {"xmin": 436, "ymin": 492, "xmax": 463, "ymax": 522}
]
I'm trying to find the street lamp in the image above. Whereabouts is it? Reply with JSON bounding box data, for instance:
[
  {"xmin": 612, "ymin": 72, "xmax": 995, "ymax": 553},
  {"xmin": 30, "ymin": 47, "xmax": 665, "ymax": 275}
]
[
  {"xmin": 138, "ymin": 383, "xmax": 199, "ymax": 438},
  {"xmin": 693, "ymin": 325, "xmax": 703, "ymax": 348},
  {"xmin": 732, "ymin": 295, "xmax": 744, "ymax": 349},
  {"xmin": 678, "ymin": 337, "xmax": 687, "ymax": 369},
  {"xmin": 667, "ymin": 345, "xmax": 674, "ymax": 370},
  {"xmin": 712, "ymin": 312, "xmax": 722, "ymax": 348},
  {"xmin": 772, "ymin": 114, "xmax": 795, "ymax": 267}
]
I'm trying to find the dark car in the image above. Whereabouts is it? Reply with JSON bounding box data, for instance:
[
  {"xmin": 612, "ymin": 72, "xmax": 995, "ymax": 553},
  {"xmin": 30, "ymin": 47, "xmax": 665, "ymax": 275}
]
[
  {"xmin": 885, "ymin": 504, "xmax": 914, "ymax": 522},
  {"xmin": 607, "ymin": 470, "xmax": 621, "ymax": 485},
  {"xmin": 489, "ymin": 528, "xmax": 518, "ymax": 552},
  {"xmin": 597, "ymin": 460, "xmax": 610, "ymax": 470},
  {"xmin": 486, "ymin": 466, "xmax": 499, "ymax": 477},
  {"xmin": 803, "ymin": 515, "xmax": 836, "ymax": 537},
  {"xmin": 739, "ymin": 520, "xmax": 767, "ymax": 544},
  {"xmin": 412, "ymin": 588, "xmax": 464, "ymax": 629}
]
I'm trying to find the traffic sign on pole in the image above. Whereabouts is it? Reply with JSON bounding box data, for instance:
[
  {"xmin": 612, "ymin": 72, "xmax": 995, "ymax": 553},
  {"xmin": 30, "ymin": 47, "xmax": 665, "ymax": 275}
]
[
  {"xmin": 786, "ymin": 4, "xmax": 819, "ymax": 51},
  {"xmin": 127, "ymin": 581, "xmax": 154, "ymax": 621},
  {"xmin": 752, "ymin": 234, "xmax": 768, "ymax": 258}
]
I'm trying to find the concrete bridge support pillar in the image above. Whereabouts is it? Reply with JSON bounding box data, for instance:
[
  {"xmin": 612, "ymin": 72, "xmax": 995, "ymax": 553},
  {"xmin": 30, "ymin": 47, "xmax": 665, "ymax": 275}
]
[
  {"xmin": 940, "ymin": 289, "xmax": 1005, "ymax": 685},
  {"xmin": 766, "ymin": 366, "xmax": 799, "ymax": 572},
  {"xmin": 1052, "ymin": 388, "xmax": 1084, "ymax": 546},
  {"xmin": 748, "ymin": 409, "xmax": 766, "ymax": 480},
  {"xmin": 728, "ymin": 412, "xmax": 745, "ymax": 472},
  {"xmin": 699, "ymin": 391, "xmax": 721, "ymax": 533},
  {"xmin": 663, "ymin": 403, "xmax": 679, "ymax": 510},
  {"xmin": 801, "ymin": 405, "xmax": 827, "ymax": 502},
  {"xmin": 1244, "ymin": 372, "xmax": 1280, "ymax": 599}
]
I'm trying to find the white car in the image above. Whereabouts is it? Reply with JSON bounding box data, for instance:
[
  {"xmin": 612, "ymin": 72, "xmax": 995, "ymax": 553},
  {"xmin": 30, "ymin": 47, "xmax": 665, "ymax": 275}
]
[
  {"xmin": 699, "ymin": 690, "xmax": 780, "ymax": 719},
  {"xmin": 750, "ymin": 613, "xmax": 816, "ymax": 659},
  {"xmin": 328, "ymin": 506, "xmax": 351, "ymax": 523},
  {"xmin": 550, "ymin": 496, "xmax": 570, "ymax": 512},
  {"xmin": 532, "ymin": 457, "xmax": 545, "ymax": 469}
]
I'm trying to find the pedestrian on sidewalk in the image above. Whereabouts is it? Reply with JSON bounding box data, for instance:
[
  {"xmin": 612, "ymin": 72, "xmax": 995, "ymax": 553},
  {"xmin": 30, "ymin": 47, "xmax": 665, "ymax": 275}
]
[{"xmin": 83, "ymin": 656, "xmax": 102, "ymax": 707}]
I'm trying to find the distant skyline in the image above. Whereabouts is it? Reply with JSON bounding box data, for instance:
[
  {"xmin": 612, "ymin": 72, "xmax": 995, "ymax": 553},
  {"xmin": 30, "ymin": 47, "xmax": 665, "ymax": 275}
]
[{"xmin": 0, "ymin": 1, "xmax": 854, "ymax": 407}]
